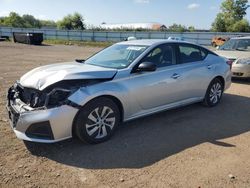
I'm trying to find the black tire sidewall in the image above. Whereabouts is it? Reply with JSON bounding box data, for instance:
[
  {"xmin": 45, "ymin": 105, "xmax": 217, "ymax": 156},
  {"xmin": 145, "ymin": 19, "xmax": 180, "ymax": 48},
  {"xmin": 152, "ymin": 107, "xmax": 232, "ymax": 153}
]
[
  {"xmin": 75, "ymin": 97, "xmax": 120, "ymax": 144},
  {"xmin": 204, "ymin": 78, "xmax": 223, "ymax": 107}
]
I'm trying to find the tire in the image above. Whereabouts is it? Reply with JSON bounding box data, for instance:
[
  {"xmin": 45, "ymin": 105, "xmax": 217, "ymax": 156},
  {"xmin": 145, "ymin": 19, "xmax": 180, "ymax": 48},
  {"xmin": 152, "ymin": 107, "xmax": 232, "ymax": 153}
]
[
  {"xmin": 75, "ymin": 97, "xmax": 120, "ymax": 144},
  {"xmin": 203, "ymin": 78, "xmax": 224, "ymax": 107}
]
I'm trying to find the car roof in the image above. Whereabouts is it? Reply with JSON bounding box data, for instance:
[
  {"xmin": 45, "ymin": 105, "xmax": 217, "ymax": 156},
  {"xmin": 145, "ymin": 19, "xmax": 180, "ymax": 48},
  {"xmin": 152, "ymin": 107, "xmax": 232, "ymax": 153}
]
[{"xmin": 118, "ymin": 39, "xmax": 193, "ymax": 46}]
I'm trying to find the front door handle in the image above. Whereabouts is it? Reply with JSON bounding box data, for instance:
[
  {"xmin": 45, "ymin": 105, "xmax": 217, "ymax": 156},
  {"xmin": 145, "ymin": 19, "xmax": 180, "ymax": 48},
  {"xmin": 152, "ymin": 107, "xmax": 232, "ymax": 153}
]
[{"xmin": 171, "ymin": 73, "xmax": 180, "ymax": 79}]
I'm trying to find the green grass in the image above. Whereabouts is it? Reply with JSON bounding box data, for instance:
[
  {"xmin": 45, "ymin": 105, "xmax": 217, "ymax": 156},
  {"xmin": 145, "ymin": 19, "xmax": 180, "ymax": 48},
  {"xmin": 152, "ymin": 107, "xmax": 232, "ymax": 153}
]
[{"xmin": 43, "ymin": 39, "xmax": 114, "ymax": 48}]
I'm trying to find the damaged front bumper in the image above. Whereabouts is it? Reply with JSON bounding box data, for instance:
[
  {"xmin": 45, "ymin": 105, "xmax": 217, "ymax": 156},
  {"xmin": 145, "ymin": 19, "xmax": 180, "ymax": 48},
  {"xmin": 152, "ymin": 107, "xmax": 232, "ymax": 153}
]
[{"xmin": 6, "ymin": 86, "xmax": 79, "ymax": 143}]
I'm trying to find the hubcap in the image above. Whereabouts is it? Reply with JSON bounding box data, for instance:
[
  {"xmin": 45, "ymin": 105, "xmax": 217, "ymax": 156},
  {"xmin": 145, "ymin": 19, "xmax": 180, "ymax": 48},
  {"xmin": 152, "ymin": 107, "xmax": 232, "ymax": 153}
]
[
  {"xmin": 86, "ymin": 106, "xmax": 116, "ymax": 139},
  {"xmin": 209, "ymin": 82, "xmax": 222, "ymax": 104}
]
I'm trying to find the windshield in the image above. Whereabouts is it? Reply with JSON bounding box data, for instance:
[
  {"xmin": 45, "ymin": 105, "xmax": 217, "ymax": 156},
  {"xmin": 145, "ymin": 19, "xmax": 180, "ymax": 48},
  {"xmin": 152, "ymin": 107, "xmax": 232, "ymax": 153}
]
[
  {"xmin": 219, "ymin": 38, "xmax": 250, "ymax": 51},
  {"xmin": 85, "ymin": 44, "xmax": 148, "ymax": 69}
]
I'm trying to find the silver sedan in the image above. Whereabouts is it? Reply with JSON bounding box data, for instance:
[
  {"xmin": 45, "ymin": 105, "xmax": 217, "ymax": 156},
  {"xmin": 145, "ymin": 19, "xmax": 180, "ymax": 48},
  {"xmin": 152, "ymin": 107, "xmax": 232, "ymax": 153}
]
[{"xmin": 6, "ymin": 39, "xmax": 231, "ymax": 144}]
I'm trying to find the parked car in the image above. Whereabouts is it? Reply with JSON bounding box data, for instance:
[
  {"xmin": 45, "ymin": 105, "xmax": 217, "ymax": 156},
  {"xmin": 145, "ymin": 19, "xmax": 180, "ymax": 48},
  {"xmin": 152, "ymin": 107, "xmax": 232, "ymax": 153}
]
[
  {"xmin": 211, "ymin": 36, "xmax": 229, "ymax": 47},
  {"xmin": 167, "ymin": 36, "xmax": 185, "ymax": 41},
  {"xmin": 215, "ymin": 36, "xmax": 250, "ymax": 78},
  {"xmin": 124, "ymin": 36, "xmax": 137, "ymax": 41},
  {"xmin": 6, "ymin": 40, "xmax": 231, "ymax": 144},
  {"xmin": 0, "ymin": 35, "xmax": 9, "ymax": 42}
]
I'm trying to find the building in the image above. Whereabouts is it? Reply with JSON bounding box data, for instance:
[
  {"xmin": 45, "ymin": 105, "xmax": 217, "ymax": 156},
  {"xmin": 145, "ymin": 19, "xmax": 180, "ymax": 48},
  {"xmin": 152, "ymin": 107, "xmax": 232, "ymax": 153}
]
[{"xmin": 100, "ymin": 22, "xmax": 167, "ymax": 30}]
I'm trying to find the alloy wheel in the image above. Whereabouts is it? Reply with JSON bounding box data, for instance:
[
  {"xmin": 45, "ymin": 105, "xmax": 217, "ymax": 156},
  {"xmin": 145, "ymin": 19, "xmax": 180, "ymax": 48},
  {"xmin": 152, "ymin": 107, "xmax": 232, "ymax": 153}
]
[
  {"xmin": 209, "ymin": 82, "xmax": 222, "ymax": 104},
  {"xmin": 85, "ymin": 106, "xmax": 116, "ymax": 139}
]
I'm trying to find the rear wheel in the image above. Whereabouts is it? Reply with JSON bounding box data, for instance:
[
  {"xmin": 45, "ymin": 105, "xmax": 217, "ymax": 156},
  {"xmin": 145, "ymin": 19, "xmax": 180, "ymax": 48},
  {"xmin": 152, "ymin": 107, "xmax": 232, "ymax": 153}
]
[
  {"xmin": 203, "ymin": 78, "xmax": 223, "ymax": 107},
  {"xmin": 75, "ymin": 97, "xmax": 120, "ymax": 144}
]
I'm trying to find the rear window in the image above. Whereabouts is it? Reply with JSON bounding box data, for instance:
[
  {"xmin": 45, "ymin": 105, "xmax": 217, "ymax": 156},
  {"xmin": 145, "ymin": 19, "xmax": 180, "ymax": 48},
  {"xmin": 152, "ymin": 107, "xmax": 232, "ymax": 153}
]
[{"xmin": 179, "ymin": 44, "xmax": 207, "ymax": 63}]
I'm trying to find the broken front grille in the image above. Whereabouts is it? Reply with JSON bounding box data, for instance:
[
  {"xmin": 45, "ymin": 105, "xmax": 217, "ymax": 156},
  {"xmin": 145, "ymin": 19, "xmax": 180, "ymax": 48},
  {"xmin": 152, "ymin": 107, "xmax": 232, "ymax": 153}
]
[{"xmin": 15, "ymin": 83, "xmax": 46, "ymax": 108}]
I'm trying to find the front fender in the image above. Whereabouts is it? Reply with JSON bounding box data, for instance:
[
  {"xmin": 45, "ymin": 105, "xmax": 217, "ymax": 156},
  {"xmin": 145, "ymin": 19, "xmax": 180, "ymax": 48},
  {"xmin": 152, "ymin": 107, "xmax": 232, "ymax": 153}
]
[{"xmin": 68, "ymin": 81, "xmax": 132, "ymax": 120}]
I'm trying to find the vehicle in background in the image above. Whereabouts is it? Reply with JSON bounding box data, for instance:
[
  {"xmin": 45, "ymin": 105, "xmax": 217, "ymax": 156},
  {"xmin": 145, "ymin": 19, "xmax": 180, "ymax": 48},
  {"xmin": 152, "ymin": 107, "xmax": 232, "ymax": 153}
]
[
  {"xmin": 0, "ymin": 35, "xmax": 10, "ymax": 42},
  {"xmin": 211, "ymin": 36, "xmax": 229, "ymax": 47},
  {"xmin": 124, "ymin": 36, "xmax": 137, "ymax": 41},
  {"xmin": 215, "ymin": 36, "xmax": 250, "ymax": 78},
  {"xmin": 7, "ymin": 39, "xmax": 231, "ymax": 144},
  {"xmin": 167, "ymin": 36, "xmax": 185, "ymax": 41}
]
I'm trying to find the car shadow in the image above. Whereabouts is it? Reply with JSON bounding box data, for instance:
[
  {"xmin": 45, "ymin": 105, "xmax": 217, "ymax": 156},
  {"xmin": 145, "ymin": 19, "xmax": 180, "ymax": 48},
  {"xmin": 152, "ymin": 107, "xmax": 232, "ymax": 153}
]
[
  {"xmin": 232, "ymin": 78, "xmax": 250, "ymax": 85},
  {"xmin": 40, "ymin": 44, "xmax": 52, "ymax": 47},
  {"xmin": 24, "ymin": 93, "xmax": 250, "ymax": 169}
]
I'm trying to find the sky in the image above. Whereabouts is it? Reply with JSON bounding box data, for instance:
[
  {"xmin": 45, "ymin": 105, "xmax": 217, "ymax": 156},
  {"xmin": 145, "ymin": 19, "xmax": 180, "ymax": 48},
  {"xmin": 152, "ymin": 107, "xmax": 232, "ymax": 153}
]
[{"xmin": 1, "ymin": 0, "xmax": 250, "ymax": 29}]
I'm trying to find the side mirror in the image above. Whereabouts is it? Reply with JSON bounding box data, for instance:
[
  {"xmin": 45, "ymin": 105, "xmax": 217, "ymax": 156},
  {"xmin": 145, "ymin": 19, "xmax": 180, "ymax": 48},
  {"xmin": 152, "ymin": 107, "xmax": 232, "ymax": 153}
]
[
  {"xmin": 137, "ymin": 62, "xmax": 156, "ymax": 72},
  {"xmin": 75, "ymin": 59, "xmax": 85, "ymax": 63}
]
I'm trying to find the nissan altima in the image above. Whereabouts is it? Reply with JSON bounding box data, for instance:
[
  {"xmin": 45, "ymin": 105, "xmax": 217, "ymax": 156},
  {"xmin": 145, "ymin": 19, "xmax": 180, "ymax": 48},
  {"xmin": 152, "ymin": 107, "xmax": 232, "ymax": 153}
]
[{"xmin": 6, "ymin": 39, "xmax": 231, "ymax": 144}]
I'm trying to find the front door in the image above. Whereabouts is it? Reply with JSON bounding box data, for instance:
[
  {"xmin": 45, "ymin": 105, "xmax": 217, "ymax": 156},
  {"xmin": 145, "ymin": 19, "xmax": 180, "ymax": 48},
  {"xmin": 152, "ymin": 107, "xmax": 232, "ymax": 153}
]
[{"xmin": 123, "ymin": 44, "xmax": 185, "ymax": 110}]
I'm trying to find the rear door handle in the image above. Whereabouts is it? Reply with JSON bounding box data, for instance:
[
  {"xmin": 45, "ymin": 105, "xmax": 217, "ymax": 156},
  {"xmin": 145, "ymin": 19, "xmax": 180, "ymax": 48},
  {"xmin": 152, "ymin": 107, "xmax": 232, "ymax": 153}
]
[
  {"xmin": 207, "ymin": 65, "xmax": 213, "ymax": 69},
  {"xmin": 171, "ymin": 73, "xmax": 180, "ymax": 79}
]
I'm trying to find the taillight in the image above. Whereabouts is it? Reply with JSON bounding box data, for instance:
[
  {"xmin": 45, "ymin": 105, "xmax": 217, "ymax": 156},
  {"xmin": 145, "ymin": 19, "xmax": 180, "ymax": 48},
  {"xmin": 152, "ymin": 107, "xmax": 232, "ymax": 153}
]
[{"xmin": 226, "ymin": 60, "xmax": 233, "ymax": 70}]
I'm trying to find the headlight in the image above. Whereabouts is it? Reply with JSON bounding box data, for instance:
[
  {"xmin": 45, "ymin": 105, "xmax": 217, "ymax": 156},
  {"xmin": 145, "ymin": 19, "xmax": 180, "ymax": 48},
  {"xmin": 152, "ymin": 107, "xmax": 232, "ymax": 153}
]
[
  {"xmin": 45, "ymin": 88, "xmax": 74, "ymax": 107},
  {"xmin": 236, "ymin": 58, "xmax": 250, "ymax": 65}
]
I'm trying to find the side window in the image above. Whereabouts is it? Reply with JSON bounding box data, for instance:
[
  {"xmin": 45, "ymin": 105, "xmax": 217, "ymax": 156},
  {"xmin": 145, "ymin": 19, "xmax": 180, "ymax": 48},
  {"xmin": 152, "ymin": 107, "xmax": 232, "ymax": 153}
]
[
  {"xmin": 150, "ymin": 48, "xmax": 162, "ymax": 57},
  {"xmin": 141, "ymin": 44, "xmax": 175, "ymax": 68},
  {"xmin": 179, "ymin": 44, "xmax": 206, "ymax": 63}
]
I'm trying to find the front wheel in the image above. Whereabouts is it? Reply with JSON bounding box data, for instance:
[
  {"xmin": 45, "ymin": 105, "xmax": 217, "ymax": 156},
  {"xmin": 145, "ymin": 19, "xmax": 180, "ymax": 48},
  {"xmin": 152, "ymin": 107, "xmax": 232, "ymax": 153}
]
[
  {"xmin": 75, "ymin": 97, "xmax": 120, "ymax": 144},
  {"xmin": 203, "ymin": 78, "xmax": 223, "ymax": 107}
]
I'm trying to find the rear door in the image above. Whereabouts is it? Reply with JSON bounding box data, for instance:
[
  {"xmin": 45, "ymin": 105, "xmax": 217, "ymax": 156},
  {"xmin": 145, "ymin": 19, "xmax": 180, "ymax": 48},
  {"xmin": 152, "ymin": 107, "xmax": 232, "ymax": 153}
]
[{"xmin": 175, "ymin": 43, "xmax": 215, "ymax": 100}]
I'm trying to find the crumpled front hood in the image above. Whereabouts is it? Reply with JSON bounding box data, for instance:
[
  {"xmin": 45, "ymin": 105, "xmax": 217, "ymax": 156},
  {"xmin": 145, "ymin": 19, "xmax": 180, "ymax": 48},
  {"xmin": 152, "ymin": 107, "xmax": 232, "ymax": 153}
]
[
  {"xmin": 20, "ymin": 62, "xmax": 117, "ymax": 90},
  {"xmin": 215, "ymin": 50, "xmax": 250, "ymax": 60}
]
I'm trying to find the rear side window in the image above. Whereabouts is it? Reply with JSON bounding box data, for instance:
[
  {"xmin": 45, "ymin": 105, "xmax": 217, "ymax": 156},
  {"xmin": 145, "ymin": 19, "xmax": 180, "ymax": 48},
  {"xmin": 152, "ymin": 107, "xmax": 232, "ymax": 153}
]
[{"xmin": 179, "ymin": 44, "xmax": 207, "ymax": 63}]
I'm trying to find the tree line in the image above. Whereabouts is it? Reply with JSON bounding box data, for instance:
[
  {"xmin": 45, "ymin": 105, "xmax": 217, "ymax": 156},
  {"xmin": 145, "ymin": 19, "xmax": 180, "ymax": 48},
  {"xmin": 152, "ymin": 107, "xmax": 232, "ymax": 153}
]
[
  {"xmin": 0, "ymin": 12, "xmax": 196, "ymax": 32},
  {"xmin": 0, "ymin": 12, "xmax": 85, "ymax": 30},
  {"xmin": 0, "ymin": 0, "xmax": 249, "ymax": 32}
]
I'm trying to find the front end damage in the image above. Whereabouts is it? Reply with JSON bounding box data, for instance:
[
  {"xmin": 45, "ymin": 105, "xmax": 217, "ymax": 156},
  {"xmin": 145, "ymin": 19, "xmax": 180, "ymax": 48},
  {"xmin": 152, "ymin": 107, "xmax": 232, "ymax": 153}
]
[
  {"xmin": 6, "ymin": 81, "xmax": 83, "ymax": 143},
  {"xmin": 6, "ymin": 61, "xmax": 118, "ymax": 143},
  {"xmin": 6, "ymin": 79, "xmax": 106, "ymax": 143}
]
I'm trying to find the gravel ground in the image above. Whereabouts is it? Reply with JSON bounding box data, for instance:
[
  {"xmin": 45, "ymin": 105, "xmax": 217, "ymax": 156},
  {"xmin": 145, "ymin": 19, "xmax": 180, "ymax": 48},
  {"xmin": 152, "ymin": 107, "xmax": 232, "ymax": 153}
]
[{"xmin": 0, "ymin": 42, "xmax": 250, "ymax": 188}]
